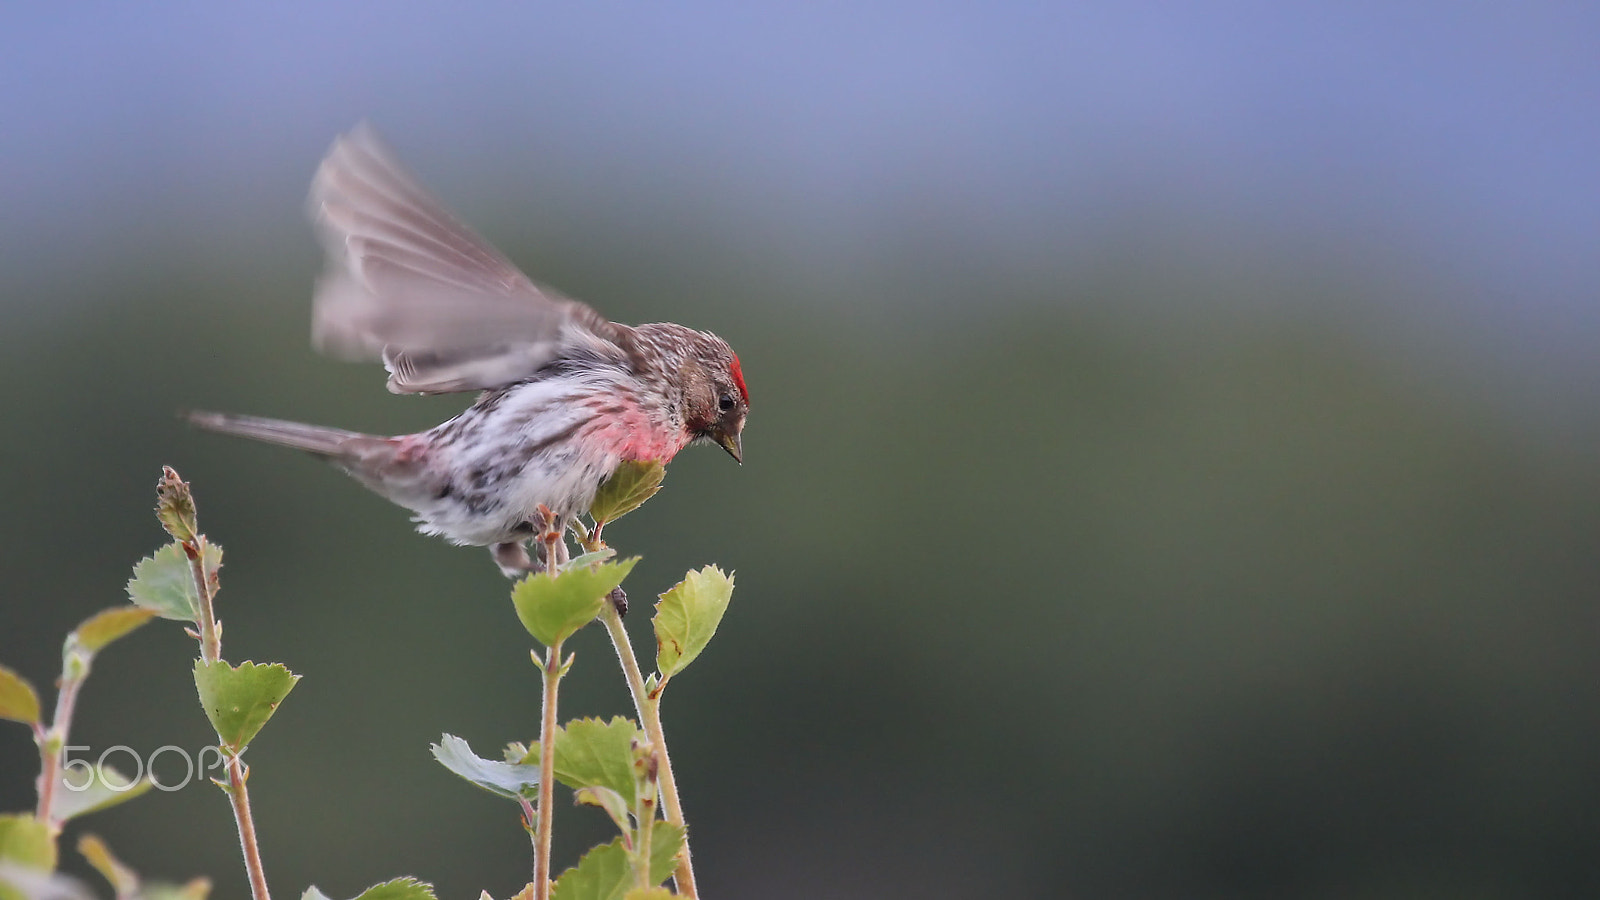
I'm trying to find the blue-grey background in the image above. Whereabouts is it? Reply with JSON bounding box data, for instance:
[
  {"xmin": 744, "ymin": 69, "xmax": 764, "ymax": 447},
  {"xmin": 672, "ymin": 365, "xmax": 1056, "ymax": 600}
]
[{"xmin": 3, "ymin": 3, "xmax": 1598, "ymax": 898}]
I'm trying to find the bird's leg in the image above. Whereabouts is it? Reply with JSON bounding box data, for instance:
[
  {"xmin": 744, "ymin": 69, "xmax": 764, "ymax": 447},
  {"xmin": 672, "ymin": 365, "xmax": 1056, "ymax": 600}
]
[
  {"xmin": 491, "ymin": 506, "xmax": 575, "ymax": 579},
  {"xmin": 533, "ymin": 505, "xmax": 570, "ymax": 573}
]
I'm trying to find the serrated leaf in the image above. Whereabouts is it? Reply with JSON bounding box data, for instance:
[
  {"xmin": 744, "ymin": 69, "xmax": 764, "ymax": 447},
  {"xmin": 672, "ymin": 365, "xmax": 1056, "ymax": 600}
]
[
  {"xmin": 51, "ymin": 762, "xmax": 152, "ymax": 822},
  {"xmin": 644, "ymin": 823, "xmax": 685, "ymax": 887},
  {"xmin": 193, "ymin": 660, "xmax": 298, "ymax": 750},
  {"xmin": 622, "ymin": 889, "xmax": 674, "ymax": 900},
  {"xmin": 549, "ymin": 839, "xmax": 628, "ymax": 900},
  {"xmin": 556, "ymin": 718, "xmax": 645, "ymax": 807},
  {"xmin": 512, "ymin": 558, "xmax": 638, "ymax": 647},
  {"xmin": 77, "ymin": 834, "xmax": 139, "ymax": 896},
  {"xmin": 549, "ymin": 824, "xmax": 685, "ymax": 900},
  {"xmin": 653, "ymin": 567, "xmax": 735, "ymax": 679},
  {"xmin": 73, "ymin": 607, "xmax": 159, "ymax": 653},
  {"xmin": 519, "ymin": 718, "xmax": 645, "ymax": 804},
  {"xmin": 431, "ymin": 734, "xmax": 541, "ymax": 800},
  {"xmin": 352, "ymin": 878, "xmax": 438, "ymax": 900},
  {"xmin": 0, "ymin": 665, "xmax": 40, "ymax": 726},
  {"xmin": 589, "ymin": 461, "xmax": 665, "ymax": 524},
  {"xmin": 0, "ymin": 814, "xmax": 54, "ymax": 871},
  {"xmin": 127, "ymin": 542, "xmax": 221, "ymax": 621},
  {"xmin": 302, "ymin": 879, "xmax": 435, "ymax": 900}
]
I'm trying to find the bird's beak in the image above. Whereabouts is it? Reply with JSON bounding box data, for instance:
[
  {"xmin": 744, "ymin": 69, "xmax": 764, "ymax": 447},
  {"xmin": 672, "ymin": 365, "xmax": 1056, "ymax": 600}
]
[{"xmin": 716, "ymin": 431, "xmax": 743, "ymax": 464}]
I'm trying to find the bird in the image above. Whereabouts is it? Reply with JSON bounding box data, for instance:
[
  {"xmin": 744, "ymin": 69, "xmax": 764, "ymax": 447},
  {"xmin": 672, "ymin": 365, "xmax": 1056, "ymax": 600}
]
[{"xmin": 187, "ymin": 125, "xmax": 749, "ymax": 577}]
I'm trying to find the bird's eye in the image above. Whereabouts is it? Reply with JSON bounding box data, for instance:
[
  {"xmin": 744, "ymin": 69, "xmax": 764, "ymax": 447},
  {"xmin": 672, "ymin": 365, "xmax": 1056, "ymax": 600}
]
[{"xmin": 718, "ymin": 393, "xmax": 735, "ymax": 411}]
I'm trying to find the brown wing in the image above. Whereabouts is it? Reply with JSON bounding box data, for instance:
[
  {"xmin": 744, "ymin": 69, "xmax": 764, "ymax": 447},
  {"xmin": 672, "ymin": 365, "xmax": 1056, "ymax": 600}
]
[{"xmin": 309, "ymin": 124, "xmax": 621, "ymax": 393}]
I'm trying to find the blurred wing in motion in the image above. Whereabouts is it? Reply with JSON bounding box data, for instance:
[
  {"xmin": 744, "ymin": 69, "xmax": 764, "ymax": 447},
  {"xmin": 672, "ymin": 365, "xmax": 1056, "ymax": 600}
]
[{"xmin": 309, "ymin": 124, "xmax": 621, "ymax": 393}]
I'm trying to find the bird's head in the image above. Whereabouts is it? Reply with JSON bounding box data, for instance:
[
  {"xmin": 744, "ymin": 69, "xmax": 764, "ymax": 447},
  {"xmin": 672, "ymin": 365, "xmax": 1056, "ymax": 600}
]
[{"xmin": 663, "ymin": 328, "xmax": 749, "ymax": 464}]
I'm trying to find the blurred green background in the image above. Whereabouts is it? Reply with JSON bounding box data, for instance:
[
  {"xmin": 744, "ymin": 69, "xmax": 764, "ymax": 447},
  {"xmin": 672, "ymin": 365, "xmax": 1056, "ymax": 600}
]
[{"xmin": 3, "ymin": 4, "xmax": 1598, "ymax": 899}]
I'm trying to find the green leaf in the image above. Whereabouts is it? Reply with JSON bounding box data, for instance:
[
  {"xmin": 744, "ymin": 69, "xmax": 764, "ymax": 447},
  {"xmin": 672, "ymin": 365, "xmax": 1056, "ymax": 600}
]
[
  {"xmin": 81, "ymin": 833, "xmax": 211, "ymax": 900},
  {"xmin": 653, "ymin": 566, "xmax": 735, "ymax": 679},
  {"xmin": 127, "ymin": 542, "xmax": 222, "ymax": 621},
  {"xmin": 431, "ymin": 734, "xmax": 541, "ymax": 800},
  {"xmin": 573, "ymin": 786, "xmax": 632, "ymax": 836},
  {"xmin": 549, "ymin": 839, "xmax": 629, "ymax": 900},
  {"xmin": 512, "ymin": 558, "xmax": 638, "ymax": 647},
  {"xmin": 563, "ymin": 548, "xmax": 617, "ymax": 570},
  {"xmin": 588, "ymin": 461, "xmax": 665, "ymax": 525},
  {"xmin": 78, "ymin": 834, "xmax": 139, "ymax": 897},
  {"xmin": 645, "ymin": 823, "xmax": 685, "ymax": 887},
  {"xmin": 73, "ymin": 607, "xmax": 159, "ymax": 653},
  {"xmin": 0, "ymin": 814, "xmax": 54, "ymax": 871},
  {"xmin": 79, "ymin": 834, "xmax": 212, "ymax": 900},
  {"xmin": 51, "ymin": 762, "xmax": 153, "ymax": 821},
  {"xmin": 622, "ymin": 889, "xmax": 674, "ymax": 900},
  {"xmin": 353, "ymin": 878, "xmax": 438, "ymax": 900},
  {"xmin": 0, "ymin": 665, "xmax": 40, "ymax": 726},
  {"xmin": 193, "ymin": 660, "xmax": 299, "ymax": 750},
  {"xmin": 547, "ymin": 824, "xmax": 684, "ymax": 900},
  {"xmin": 557, "ymin": 718, "xmax": 645, "ymax": 807},
  {"xmin": 302, "ymin": 880, "xmax": 436, "ymax": 900},
  {"xmin": 137, "ymin": 880, "xmax": 214, "ymax": 900},
  {"xmin": 518, "ymin": 718, "xmax": 645, "ymax": 805}
]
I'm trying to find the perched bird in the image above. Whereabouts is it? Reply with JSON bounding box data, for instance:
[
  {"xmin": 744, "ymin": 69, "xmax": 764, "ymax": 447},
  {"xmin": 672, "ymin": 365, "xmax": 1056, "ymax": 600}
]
[{"xmin": 188, "ymin": 125, "xmax": 749, "ymax": 576}]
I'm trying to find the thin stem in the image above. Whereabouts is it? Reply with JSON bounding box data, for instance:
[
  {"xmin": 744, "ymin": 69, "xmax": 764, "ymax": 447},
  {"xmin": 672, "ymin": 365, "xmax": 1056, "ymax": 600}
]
[
  {"xmin": 534, "ymin": 642, "xmax": 563, "ymax": 900},
  {"xmin": 567, "ymin": 518, "xmax": 591, "ymax": 546},
  {"xmin": 186, "ymin": 538, "xmax": 221, "ymax": 664},
  {"xmin": 179, "ymin": 527, "xmax": 268, "ymax": 900},
  {"xmin": 32, "ymin": 722, "xmax": 54, "ymax": 824},
  {"xmin": 33, "ymin": 668, "xmax": 87, "ymax": 829},
  {"xmin": 224, "ymin": 756, "xmax": 272, "ymax": 900},
  {"xmin": 599, "ymin": 607, "xmax": 697, "ymax": 898},
  {"xmin": 637, "ymin": 691, "xmax": 692, "ymax": 896},
  {"xmin": 633, "ymin": 743, "xmax": 658, "ymax": 892}
]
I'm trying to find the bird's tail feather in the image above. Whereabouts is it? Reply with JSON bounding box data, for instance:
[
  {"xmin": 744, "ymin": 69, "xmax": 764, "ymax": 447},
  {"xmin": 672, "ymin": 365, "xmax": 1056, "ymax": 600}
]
[{"xmin": 185, "ymin": 410, "xmax": 377, "ymax": 457}]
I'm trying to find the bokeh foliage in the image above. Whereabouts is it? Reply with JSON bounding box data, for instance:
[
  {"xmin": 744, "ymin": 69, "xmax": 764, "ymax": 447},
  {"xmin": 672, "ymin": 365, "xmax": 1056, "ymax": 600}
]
[{"xmin": 1, "ymin": 226, "xmax": 1597, "ymax": 899}]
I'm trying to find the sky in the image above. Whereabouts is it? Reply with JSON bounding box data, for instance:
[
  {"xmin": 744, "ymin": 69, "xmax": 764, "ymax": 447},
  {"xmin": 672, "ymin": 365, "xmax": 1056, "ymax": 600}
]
[{"xmin": 3, "ymin": 2, "xmax": 1597, "ymax": 357}]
